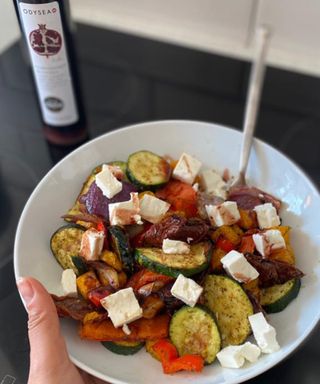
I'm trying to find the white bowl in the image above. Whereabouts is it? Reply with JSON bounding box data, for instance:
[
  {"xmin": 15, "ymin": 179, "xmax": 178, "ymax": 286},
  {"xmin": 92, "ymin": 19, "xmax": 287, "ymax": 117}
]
[{"xmin": 14, "ymin": 120, "xmax": 320, "ymax": 384}]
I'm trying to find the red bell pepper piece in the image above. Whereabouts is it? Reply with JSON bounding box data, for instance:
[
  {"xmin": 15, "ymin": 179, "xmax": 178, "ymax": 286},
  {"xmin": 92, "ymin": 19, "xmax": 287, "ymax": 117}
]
[
  {"xmin": 238, "ymin": 235, "xmax": 255, "ymax": 254},
  {"xmin": 126, "ymin": 269, "xmax": 173, "ymax": 291},
  {"xmin": 216, "ymin": 237, "xmax": 234, "ymax": 253},
  {"xmin": 87, "ymin": 286, "xmax": 113, "ymax": 308},
  {"xmin": 152, "ymin": 339, "xmax": 204, "ymax": 374}
]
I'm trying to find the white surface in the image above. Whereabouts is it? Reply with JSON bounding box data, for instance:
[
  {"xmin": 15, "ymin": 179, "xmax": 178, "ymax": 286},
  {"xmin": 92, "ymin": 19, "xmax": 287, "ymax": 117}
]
[
  {"xmin": 170, "ymin": 274, "xmax": 203, "ymax": 307},
  {"xmin": 14, "ymin": 120, "xmax": 320, "ymax": 384},
  {"xmin": 3, "ymin": 1, "xmax": 320, "ymax": 79}
]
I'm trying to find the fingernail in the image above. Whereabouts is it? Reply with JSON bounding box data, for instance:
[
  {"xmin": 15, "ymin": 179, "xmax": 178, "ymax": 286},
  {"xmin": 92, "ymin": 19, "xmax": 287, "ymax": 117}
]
[{"xmin": 17, "ymin": 277, "xmax": 34, "ymax": 306}]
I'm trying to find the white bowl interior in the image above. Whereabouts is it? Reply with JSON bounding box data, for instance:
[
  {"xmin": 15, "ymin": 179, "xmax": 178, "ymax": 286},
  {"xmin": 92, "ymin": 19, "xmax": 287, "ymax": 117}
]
[{"xmin": 14, "ymin": 120, "xmax": 320, "ymax": 384}]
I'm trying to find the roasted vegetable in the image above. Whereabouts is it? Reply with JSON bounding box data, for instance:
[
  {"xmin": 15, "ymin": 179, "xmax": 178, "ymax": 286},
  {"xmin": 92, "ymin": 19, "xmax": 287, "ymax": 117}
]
[
  {"xmin": 244, "ymin": 253, "xmax": 304, "ymax": 288},
  {"xmin": 52, "ymin": 294, "xmax": 94, "ymax": 321},
  {"xmin": 101, "ymin": 340, "xmax": 144, "ymax": 355},
  {"xmin": 127, "ymin": 150, "xmax": 171, "ymax": 190},
  {"xmin": 141, "ymin": 215, "xmax": 209, "ymax": 248},
  {"xmin": 71, "ymin": 256, "xmax": 88, "ymax": 276},
  {"xmin": 50, "ymin": 224, "xmax": 85, "ymax": 272},
  {"xmin": 142, "ymin": 295, "xmax": 165, "ymax": 319},
  {"xmin": 126, "ymin": 269, "xmax": 173, "ymax": 292},
  {"xmin": 76, "ymin": 271, "xmax": 101, "ymax": 299},
  {"xmin": 135, "ymin": 242, "xmax": 212, "ymax": 278},
  {"xmin": 261, "ymin": 278, "xmax": 301, "ymax": 313},
  {"xmin": 99, "ymin": 250, "xmax": 122, "ymax": 271},
  {"xmin": 79, "ymin": 314, "xmax": 170, "ymax": 341},
  {"xmin": 146, "ymin": 339, "xmax": 162, "ymax": 361},
  {"xmin": 109, "ymin": 226, "xmax": 134, "ymax": 275},
  {"xmin": 156, "ymin": 180, "xmax": 197, "ymax": 217},
  {"xmin": 203, "ymin": 275, "xmax": 254, "ymax": 346},
  {"xmin": 170, "ymin": 306, "xmax": 221, "ymax": 364},
  {"xmin": 88, "ymin": 261, "xmax": 119, "ymax": 289}
]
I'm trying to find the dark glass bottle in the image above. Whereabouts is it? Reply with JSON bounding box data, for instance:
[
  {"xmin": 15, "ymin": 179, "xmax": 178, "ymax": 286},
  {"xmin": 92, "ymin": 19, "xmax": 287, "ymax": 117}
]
[{"xmin": 14, "ymin": 0, "xmax": 88, "ymax": 146}]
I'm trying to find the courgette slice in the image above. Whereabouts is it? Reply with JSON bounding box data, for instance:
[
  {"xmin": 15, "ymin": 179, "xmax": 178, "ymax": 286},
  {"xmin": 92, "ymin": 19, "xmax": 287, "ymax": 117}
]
[
  {"xmin": 261, "ymin": 278, "xmax": 301, "ymax": 313},
  {"xmin": 170, "ymin": 306, "xmax": 221, "ymax": 364},
  {"xmin": 109, "ymin": 226, "xmax": 133, "ymax": 275},
  {"xmin": 50, "ymin": 224, "xmax": 85, "ymax": 272},
  {"xmin": 126, "ymin": 150, "xmax": 171, "ymax": 190},
  {"xmin": 135, "ymin": 242, "xmax": 212, "ymax": 278},
  {"xmin": 203, "ymin": 275, "xmax": 253, "ymax": 347},
  {"xmin": 71, "ymin": 256, "xmax": 88, "ymax": 276},
  {"xmin": 101, "ymin": 340, "xmax": 144, "ymax": 355}
]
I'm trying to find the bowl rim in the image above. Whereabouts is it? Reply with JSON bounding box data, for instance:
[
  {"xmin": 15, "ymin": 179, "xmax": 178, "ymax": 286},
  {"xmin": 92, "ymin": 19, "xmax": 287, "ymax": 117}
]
[{"xmin": 13, "ymin": 119, "xmax": 320, "ymax": 384}]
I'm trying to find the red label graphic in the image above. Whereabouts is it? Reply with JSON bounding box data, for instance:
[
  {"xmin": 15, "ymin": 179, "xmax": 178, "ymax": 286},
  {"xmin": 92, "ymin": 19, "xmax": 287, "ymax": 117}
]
[{"xmin": 29, "ymin": 24, "xmax": 62, "ymax": 57}]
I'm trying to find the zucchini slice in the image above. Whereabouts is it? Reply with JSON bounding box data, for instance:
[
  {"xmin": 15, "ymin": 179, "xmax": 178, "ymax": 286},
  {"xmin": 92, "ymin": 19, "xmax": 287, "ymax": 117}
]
[
  {"xmin": 135, "ymin": 242, "xmax": 211, "ymax": 278},
  {"xmin": 261, "ymin": 278, "xmax": 301, "ymax": 313},
  {"xmin": 170, "ymin": 306, "xmax": 221, "ymax": 364},
  {"xmin": 109, "ymin": 226, "xmax": 133, "ymax": 275},
  {"xmin": 50, "ymin": 224, "xmax": 85, "ymax": 272},
  {"xmin": 71, "ymin": 256, "xmax": 88, "ymax": 276},
  {"xmin": 127, "ymin": 150, "xmax": 171, "ymax": 190},
  {"xmin": 101, "ymin": 340, "xmax": 144, "ymax": 355},
  {"xmin": 203, "ymin": 275, "xmax": 253, "ymax": 347}
]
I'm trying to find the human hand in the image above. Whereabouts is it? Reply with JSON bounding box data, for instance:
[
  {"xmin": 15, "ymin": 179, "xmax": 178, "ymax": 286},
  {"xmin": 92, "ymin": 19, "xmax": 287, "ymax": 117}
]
[{"xmin": 17, "ymin": 277, "xmax": 107, "ymax": 384}]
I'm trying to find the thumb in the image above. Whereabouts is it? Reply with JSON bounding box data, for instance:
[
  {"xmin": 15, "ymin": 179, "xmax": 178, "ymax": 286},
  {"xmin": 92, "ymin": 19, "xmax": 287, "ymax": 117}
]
[{"xmin": 17, "ymin": 277, "xmax": 84, "ymax": 384}]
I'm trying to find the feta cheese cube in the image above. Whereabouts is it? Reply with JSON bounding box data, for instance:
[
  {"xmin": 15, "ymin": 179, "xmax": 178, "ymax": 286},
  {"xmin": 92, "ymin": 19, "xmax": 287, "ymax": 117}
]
[
  {"xmin": 248, "ymin": 312, "xmax": 280, "ymax": 354},
  {"xmin": 109, "ymin": 192, "xmax": 142, "ymax": 226},
  {"xmin": 100, "ymin": 287, "xmax": 143, "ymax": 328},
  {"xmin": 172, "ymin": 152, "xmax": 202, "ymax": 185},
  {"xmin": 162, "ymin": 239, "xmax": 190, "ymax": 254},
  {"xmin": 216, "ymin": 346, "xmax": 245, "ymax": 368},
  {"xmin": 199, "ymin": 169, "xmax": 227, "ymax": 199},
  {"xmin": 139, "ymin": 194, "xmax": 170, "ymax": 224},
  {"xmin": 102, "ymin": 164, "xmax": 124, "ymax": 180},
  {"xmin": 240, "ymin": 342, "xmax": 261, "ymax": 363},
  {"xmin": 95, "ymin": 165, "xmax": 122, "ymax": 199},
  {"xmin": 80, "ymin": 228, "xmax": 105, "ymax": 260},
  {"xmin": 170, "ymin": 274, "xmax": 203, "ymax": 307},
  {"xmin": 61, "ymin": 269, "xmax": 77, "ymax": 295},
  {"xmin": 221, "ymin": 250, "xmax": 259, "ymax": 283},
  {"xmin": 253, "ymin": 229, "xmax": 286, "ymax": 257},
  {"xmin": 205, "ymin": 201, "xmax": 240, "ymax": 227},
  {"xmin": 254, "ymin": 203, "xmax": 280, "ymax": 229}
]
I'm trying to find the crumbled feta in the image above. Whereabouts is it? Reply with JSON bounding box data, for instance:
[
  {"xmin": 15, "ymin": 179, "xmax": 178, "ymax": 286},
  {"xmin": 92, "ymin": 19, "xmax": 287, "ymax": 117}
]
[
  {"xmin": 170, "ymin": 274, "xmax": 203, "ymax": 307},
  {"xmin": 216, "ymin": 346, "xmax": 245, "ymax": 368},
  {"xmin": 122, "ymin": 324, "xmax": 131, "ymax": 335},
  {"xmin": 162, "ymin": 239, "xmax": 190, "ymax": 254},
  {"xmin": 254, "ymin": 203, "xmax": 280, "ymax": 229},
  {"xmin": 216, "ymin": 342, "xmax": 261, "ymax": 368},
  {"xmin": 139, "ymin": 194, "xmax": 170, "ymax": 224},
  {"xmin": 172, "ymin": 152, "xmax": 202, "ymax": 185},
  {"xmin": 248, "ymin": 312, "xmax": 280, "ymax": 354},
  {"xmin": 221, "ymin": 250, "xmax": 259, "ymax": 283},
  {"xmin": 61, "ymin": 269, "xmax": 77, "ymax": 295},
  {"xmin": 240, "ymin": 342, "xmax": 261, "ymax": 363},
  {"xmin": 80, "ymin": 228, "xmax": 105, "ymax": 260},
  {"xmin": 109, "ymin": 192, "xmax": 142, "ymax": 226},
  {"xmin": 100, "ymin": 287, "xmax": 143, "ymax": 328},
  {"xmin": 102, "ymin": 164, "xmax": 124, "ymax": 180},
  {"xmin": 192, "ymin": 182, "xmax": 199, "ymax": 192},
  {"xmin": 95, "ymin": 165, "xmax": 122, "ymax": 199},
  {"xmin": 253, "ymin": 229, "xmax": 286, "ymax": 257},
  {"xmin": 205, "ymin": 201, "xmax": 240, "ymax": 227},
  {"xmin": 199, "ymin": 169, "xmax": 227, "ymax": 199}
]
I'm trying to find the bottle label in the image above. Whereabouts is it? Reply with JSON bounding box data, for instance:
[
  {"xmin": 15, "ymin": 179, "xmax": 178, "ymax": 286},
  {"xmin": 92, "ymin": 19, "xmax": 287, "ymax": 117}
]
[{"xmin": 19, "ymin": 2, "xmax": 79, "ymax": 126}]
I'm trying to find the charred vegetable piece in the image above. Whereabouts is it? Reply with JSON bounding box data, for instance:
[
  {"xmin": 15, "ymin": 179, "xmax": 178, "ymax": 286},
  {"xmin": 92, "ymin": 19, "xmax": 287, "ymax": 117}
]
[
  {"xmin": 87, "ymin": 286, "xmax": 114, "ymax": 308},
  {"xmin": 109, "ymin": 225, "xmax": 134, "ymax": 275},
  {"xmin": 76, "ymin": 271, "xmax": 101, "ymax": 299},
  {"xmin": 141, "ymin": 215, "xmax": 209, "ymax": 248},
  {"xmin": 108, "ymin": 161, "xmax": 128, "ymax": 181},
  {"xmin": 244, "ymin": 253, "xmax": 304, "ymax": 288},
  {"xmin": 52, "ymin": 294, "xmax": 94, "ymax": 321},
  {"xmin": 118, "ymin": 271, "xmax": 128, "ymax": 288},
  {"xmin": 126, "ymin": 269, "xmax": 173, "ymax": 292},
  {"xmin": 101, "ymin": 340, "xmax": 144, "ymax": 355},
  {"xmin": 50, "ymin": 224, "xmax": 85, "ymax": 272},
  {"xmin": 158, "ymin": 283, "xmax": 184, "ymax": 313},
  {"xmin": 261, "ymin": 278, "xmax": 301, "ymax": 313},
  {"xmin": 156, "ymin": 180, "xmax": 197, "ymax": 217},
  {"xmin": 71, "ymin": 256, "xmax": 88, "ymax": 276},
  {"xmin": 170, "ymin": 306, "xmax": 221, "ymax": 364},
  {"xmin": 100, "ymin": 250, "xmax": 122, "ymax": 271},
  {"xmin": 146, "ymin": 339, "xmax": 162, "ymax": 361},
  {"xmin": 127, "ymin": 150, "xmax": 171, "ymax": 190},
  {"xmin": 88, "ymin": 261, "xmax": 119, "ymax": 289},
  {"xmin": 142, "ymin": 295, "xmax": 165, "ymax": 319},
  {"xmin": 79, "ymin": 314, "xmax": 170, "ymax": 341},
  {"xmin": 203, "ymin": 275, "xmax": 253, "ymax": 347},
  {"xmin": 135, "ymin": 242, "xmax": 212, "ymax": 278}
]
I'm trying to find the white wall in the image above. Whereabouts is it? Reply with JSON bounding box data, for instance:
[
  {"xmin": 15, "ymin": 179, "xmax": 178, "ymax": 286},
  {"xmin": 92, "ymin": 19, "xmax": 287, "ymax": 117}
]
[{"xmin": 2, "ymin": 0, "xmax": 320, "ymax": 77}]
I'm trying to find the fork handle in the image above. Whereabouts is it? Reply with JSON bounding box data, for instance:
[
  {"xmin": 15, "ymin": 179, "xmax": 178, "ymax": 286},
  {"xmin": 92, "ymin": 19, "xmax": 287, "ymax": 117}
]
[{"xmin": 239, "ymin": 26, "xmax": 271, "ymax": 181}]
